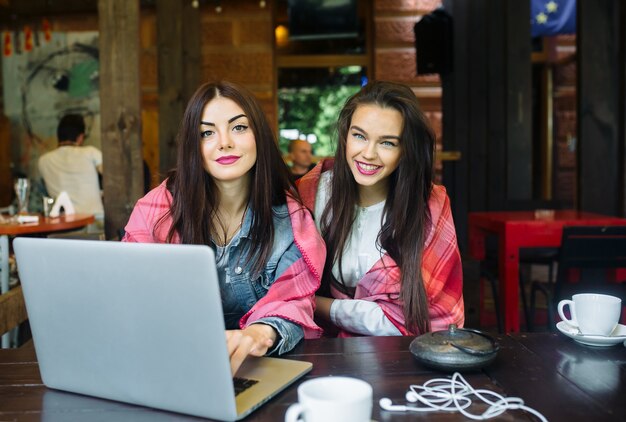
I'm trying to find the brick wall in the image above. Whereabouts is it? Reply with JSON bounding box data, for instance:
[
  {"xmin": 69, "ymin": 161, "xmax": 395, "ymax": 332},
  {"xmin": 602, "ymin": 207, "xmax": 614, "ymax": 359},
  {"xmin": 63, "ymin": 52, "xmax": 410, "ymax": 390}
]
[
  {"xmin": 1, "ymin": 1, "xmax": 450, "ymax": 199},
  {"xmin": 138, "ymin": 2, "xmax": 275, "ymax": 187},
  {"xmin": 200, "ymin": 1, "xmax": 275, "ymax": 126},
  {"xmin": 373, "ymin": 0, "xmax": 441, "ymax": 110},
  {"xmin": 372, "ymin": 0, "xmax": 443, "ymax": 179}
]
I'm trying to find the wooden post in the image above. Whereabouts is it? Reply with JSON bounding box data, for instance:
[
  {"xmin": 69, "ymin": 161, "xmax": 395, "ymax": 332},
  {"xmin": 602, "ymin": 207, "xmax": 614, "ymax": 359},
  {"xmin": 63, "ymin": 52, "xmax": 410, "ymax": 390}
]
[
  {"xmin": 442, "ymin": 0, "xmax": 532, "ymax": 250},
  {"xmin": 156, "ymin": 0, "xmax": 183, "ymax": 177},
  {"xmin": 182, "ymin": 0, "xmax": 201, "ymax": 104},
  {"xmin": 157, "ymin": 0, "xmax": 200, "ymax": 179},
  {"xmin": 98, "ymin": 0, "xmax": 143, "ymax": 239},
  {"xmin": 503, "ymin": 0, "xmax": 532, "ymax": 202},
  {"xmin": 577, "ymin": 0, "xmax": 626, "ymax": 216},
  {"xmin": 0, "ymin": 114, "xmax": 11, "ymax": 206}
]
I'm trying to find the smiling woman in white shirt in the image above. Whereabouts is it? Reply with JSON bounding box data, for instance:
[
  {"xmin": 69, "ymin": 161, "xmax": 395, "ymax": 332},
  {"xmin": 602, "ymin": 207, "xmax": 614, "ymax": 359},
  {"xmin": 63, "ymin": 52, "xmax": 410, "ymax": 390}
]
[{"xmin": 297, "ymin": 81, "xmax": 465, "ymax": 337}]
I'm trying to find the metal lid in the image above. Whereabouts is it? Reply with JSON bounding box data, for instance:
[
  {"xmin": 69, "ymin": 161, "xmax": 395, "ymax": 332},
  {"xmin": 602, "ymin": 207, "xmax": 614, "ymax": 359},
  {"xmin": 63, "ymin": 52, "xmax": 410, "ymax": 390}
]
[{"xmin": 409, "ymin": 324, "xmax": 499, "ymax": 372}]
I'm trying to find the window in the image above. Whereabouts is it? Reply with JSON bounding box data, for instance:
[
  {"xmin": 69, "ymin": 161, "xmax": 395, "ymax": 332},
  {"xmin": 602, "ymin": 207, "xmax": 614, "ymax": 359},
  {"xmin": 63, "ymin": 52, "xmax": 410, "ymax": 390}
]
[{"xmin": 275, "ymin": 0, "xmax": 372, "ymax": 157}]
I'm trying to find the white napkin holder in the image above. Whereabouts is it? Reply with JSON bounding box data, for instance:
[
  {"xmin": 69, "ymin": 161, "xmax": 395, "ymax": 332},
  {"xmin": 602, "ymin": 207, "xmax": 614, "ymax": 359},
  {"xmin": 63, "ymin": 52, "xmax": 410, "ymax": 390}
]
[
  {"xmin": 17, "ymin": 214, "xmax": 40, "ymax": 223},
  {"xmin": 49, "ymin": 191, "xmax": 75, "ymax": 217}
]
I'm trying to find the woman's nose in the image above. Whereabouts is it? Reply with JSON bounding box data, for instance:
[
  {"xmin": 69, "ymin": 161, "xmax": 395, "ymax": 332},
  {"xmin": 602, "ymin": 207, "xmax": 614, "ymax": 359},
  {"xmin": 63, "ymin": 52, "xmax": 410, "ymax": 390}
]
[
  {"xmin": 217, "ymin": 132, "xmax": 234, "ymax": 150},
  {"xmin": 361, "ymin": 141, "xmax": 377, "ymax": 159}
]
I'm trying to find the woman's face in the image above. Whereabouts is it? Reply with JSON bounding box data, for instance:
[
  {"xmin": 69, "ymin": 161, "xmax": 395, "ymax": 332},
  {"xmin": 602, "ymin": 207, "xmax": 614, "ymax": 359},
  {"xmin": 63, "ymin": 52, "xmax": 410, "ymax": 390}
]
[
  {"xmin": 200, "ymin": 96, "xmax": 257, "ymax": 183},
  {"xmin": 345, "ymin": 104, "xmax": 403, "ymax": 198}
]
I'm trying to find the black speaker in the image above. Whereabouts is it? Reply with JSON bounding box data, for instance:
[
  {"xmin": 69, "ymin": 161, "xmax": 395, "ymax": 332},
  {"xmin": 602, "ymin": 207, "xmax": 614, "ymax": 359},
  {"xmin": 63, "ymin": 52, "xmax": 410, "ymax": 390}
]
[{"xmin": 414, "ymin": 8, "xmax": 453, "ymax": 75}]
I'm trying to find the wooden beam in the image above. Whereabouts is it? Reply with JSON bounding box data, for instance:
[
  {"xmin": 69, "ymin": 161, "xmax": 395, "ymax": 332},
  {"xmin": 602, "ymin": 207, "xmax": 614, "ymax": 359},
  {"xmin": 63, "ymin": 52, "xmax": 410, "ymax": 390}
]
[
  {"xmin": 276, "ymin": 54, "xmax": 369, "ymax": 68},
  {"xmin": 157, "ymin": 0, "xmax": 185, "ymax": 178},
  {"xmin": 442, "ymin": 0, "xmax": 471, "ymax": 251},
  {"xmin": 98, "ymin": 0, "xmax": 143, "ymax": 239},
  {"xmin": 0, "ymin": 286, "xmax": 27, "ymax": 336},
  {"xmin": 0, "ymin": 114, "xmax": 10, "ymax": 206},
  {"xmin": 577, "ymin": 0, "xmax": 625, "ymax": 216},
  {"xmin": 504, "ymin": 0, "xmax": 532, "ymax": 201},
  {"xmin": 443, "ymin": 0, "xmax": 533, "ymax": 250},
  {"xmin": 182, "ymin": 0, "xmax": 201, "ymax": 105}
]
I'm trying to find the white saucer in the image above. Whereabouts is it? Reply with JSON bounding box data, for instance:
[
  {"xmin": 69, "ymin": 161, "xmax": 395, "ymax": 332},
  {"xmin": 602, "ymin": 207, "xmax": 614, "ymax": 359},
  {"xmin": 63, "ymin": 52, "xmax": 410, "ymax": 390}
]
[{"xmin": 556, "ymin": 321, "xmax": 626, "ymax": 347}]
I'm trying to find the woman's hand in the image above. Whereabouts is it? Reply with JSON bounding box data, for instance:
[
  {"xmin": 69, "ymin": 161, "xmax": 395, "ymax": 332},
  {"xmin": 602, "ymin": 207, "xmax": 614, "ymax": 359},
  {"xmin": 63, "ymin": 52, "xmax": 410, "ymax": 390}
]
[{"xmin": 225, "ymin": 324, "xmax": 277, "ymax": 375}]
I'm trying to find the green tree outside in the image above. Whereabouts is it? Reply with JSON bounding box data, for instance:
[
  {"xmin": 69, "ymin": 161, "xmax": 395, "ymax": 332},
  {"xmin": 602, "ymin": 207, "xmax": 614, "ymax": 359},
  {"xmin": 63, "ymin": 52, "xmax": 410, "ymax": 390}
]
[{"xmin": 278, "ymin": 84, "xmax": 360, "ymax": 157}]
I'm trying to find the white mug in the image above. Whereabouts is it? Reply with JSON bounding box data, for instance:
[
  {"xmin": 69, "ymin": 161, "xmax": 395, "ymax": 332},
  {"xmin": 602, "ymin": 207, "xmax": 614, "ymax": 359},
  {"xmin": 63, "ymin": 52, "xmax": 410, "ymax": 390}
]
[
  {"xmin": 558, "ymin": 293, "xmax": 621, "ymax": 336},
  {"xmin": 285, "ymin": 376, "xmax": 372, "ymax": 422}
]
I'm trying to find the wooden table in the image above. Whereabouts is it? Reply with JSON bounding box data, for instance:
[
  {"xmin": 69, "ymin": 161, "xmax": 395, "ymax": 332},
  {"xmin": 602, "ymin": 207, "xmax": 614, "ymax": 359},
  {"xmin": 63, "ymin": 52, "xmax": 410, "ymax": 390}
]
[
  {"xmin": 0, "ymin": 333, "xmax": 624, "ymax": 421},
  {"xmin": 0, "ymin": 213, "xmax": 95, "ymax": 348},
  {"xmin": 0, "ymin": 213, "xmax": 95, "ymax": 294},
  {"xmin": 468, "ymin": 210, "xmax": 626, "ymax": 333}
]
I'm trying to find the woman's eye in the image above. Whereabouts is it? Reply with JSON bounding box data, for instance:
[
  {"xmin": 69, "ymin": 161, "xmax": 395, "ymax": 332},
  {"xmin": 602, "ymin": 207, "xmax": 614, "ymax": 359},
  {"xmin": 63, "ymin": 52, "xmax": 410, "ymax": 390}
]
[
  {"xmin": 233, "ymin": 124, "xmax": 248, "ymax": 132},
  {"xmin": 351, "ymin": 132, "xmax": 366, "ymax": 141},
  {"xmin": 381, "ymin": 140, "xmax": 398, "ymax": 147},
  {"xmin": 200, "ymin": 130, "xmax": 213, "ymax": 138}
]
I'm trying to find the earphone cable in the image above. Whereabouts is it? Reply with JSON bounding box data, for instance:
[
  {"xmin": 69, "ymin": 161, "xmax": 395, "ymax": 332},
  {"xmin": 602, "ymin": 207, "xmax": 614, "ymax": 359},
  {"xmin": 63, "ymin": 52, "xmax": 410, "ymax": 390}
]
[{"xmin": 380, "ymin": 372, "xmax": 548, "ymax": 422}]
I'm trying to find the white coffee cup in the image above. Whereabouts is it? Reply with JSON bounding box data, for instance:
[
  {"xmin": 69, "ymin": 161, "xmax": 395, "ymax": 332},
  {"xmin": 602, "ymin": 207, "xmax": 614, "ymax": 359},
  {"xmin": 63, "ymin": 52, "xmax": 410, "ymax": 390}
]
[
  {"xmin": 557, "ymin": 293, "xmax": 621, "ymax": 336},
  {"xmin": 284, "ymin": 376, "xmax": 372, "ymax": 422}
]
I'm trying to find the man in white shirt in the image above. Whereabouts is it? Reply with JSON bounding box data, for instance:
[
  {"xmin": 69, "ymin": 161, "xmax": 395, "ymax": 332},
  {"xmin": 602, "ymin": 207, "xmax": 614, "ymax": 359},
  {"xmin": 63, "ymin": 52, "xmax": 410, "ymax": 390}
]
[{"xmin": 38, "ymin": 114, "xmax": 104, "ymax": 222}]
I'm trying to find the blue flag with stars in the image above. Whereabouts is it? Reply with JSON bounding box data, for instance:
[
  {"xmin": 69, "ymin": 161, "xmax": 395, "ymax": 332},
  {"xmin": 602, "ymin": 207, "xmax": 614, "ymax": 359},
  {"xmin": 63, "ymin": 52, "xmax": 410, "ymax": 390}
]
[{"xmin": 531, "ymin": 0, "xmax": 576, "ymax": 37}]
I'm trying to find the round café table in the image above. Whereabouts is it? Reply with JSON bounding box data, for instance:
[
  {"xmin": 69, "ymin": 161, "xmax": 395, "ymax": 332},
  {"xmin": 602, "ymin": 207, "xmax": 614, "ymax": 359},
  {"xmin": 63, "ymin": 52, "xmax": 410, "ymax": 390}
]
[
  {"xmin": 0, "ymin": 213, "xmax": 94, "ymax": 348},
  {"xmin": 0, "ymin": 213, "xmax": 95, "ymax": 294}
]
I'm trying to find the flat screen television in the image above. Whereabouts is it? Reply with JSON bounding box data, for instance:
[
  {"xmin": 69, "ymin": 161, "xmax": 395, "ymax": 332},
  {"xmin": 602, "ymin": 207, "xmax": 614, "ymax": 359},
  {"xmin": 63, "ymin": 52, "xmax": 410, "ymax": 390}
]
[{"xmin": 288, "ymin": 0, "xmax": 358, "ymax": 40}]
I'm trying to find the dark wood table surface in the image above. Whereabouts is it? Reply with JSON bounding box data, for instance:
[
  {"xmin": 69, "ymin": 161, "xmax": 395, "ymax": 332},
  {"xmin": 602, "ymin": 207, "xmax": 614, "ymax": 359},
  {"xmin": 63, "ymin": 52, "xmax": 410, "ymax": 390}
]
[{"xmin": 1, "ymin": 333, "xmax": 624, "ymax": 421}]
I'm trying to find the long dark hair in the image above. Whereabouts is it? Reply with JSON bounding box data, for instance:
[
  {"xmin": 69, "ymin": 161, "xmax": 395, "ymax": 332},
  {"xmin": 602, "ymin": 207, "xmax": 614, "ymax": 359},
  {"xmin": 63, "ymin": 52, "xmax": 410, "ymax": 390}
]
[
  {"xmin": 320, "ymin": 81, "xmax": 435, "ymax": 334},
  {"xmin": 160, "ymin": 81, "xmax": 297, "ymax": 275}
]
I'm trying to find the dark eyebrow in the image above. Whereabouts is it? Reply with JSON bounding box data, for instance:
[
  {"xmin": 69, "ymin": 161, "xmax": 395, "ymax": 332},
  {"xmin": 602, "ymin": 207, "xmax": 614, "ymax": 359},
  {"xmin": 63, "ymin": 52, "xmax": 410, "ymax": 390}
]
[
  {"xmin": 351, "ymin": 125, "xmax": 367, "ymax": 135},
  {"xmin": 200, "ymin": 114, "xmax": 247, "ymax": 126},
  {"xmin": 228, "ymin": 114, "xmax": 247, "ymax": 123},
  {"xmin": 351, "ymin": 125, "xmax": 400, "ymax": 141},
  {"xmin": 381, "ymin": 135, "xmax": 401, "ymax": 141}
]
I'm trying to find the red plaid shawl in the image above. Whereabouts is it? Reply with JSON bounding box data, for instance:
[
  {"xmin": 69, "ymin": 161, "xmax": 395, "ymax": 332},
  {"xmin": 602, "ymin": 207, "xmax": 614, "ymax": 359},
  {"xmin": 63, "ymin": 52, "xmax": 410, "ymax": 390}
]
[
  {"xmin": 123, "ymin": 181, "xmax": 324, "ymax": 338},
  {"xmin": 298, "ymin": 160, "xmax": 465, "ymax": 336}
]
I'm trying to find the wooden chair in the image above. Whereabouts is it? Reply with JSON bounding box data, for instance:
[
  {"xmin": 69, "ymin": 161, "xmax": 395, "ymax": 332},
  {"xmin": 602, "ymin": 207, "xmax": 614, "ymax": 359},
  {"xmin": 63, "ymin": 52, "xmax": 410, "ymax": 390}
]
[
  {"xmin": 530, "ymin": 226, "xmax": 626, "ymax": 330},
  {"xmin": 0, "ymin": 285, "xmax": 28, "ymax": 339}
]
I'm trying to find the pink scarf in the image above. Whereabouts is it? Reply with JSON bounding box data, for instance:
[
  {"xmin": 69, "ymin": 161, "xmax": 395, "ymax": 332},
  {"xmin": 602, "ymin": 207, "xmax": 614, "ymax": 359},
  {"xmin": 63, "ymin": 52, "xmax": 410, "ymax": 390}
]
[{"xmin": 298, "ymin": 160, "xmax": 465, "ymax": 336}]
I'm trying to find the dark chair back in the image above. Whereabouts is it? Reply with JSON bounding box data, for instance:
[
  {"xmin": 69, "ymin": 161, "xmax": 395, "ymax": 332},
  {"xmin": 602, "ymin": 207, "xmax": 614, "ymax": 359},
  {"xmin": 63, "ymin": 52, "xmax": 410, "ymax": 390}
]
[{"xmin": 553, "ymin": 226, "xmax": 626, "ymax": 302}]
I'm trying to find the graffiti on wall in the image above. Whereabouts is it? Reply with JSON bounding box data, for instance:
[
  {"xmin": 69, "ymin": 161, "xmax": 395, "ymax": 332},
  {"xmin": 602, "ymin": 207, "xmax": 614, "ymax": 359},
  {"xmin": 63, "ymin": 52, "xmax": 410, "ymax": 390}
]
[{"xmin": 2, "ymin": 31, "xmax": 100, "ymax": 182}]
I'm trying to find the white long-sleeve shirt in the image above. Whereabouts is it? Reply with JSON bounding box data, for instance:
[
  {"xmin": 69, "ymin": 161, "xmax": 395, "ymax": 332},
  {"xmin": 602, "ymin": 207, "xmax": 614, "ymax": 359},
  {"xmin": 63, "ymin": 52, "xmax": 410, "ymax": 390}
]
[{"xmin": 315, "ymin": 172, "xmax": 401, "ymax": 336}]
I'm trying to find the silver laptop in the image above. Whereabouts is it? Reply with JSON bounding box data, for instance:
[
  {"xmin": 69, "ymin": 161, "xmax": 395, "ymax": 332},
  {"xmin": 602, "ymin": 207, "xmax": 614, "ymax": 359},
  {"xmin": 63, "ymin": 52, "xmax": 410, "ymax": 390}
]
[{"xmin": 14, "ymin": 237, "xmax": 312, "ymax": 421}]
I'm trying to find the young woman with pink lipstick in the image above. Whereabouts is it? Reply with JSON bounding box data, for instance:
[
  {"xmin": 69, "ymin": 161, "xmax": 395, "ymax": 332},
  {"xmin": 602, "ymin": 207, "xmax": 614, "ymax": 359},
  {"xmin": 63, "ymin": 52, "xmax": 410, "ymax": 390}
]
[
  {"xmin": 122, "ymin": 81, "xmax": 325, "ymax": 374},
  {"xmin": 298, "ymin": 81, "xmax": 464, "ymax": 337}
]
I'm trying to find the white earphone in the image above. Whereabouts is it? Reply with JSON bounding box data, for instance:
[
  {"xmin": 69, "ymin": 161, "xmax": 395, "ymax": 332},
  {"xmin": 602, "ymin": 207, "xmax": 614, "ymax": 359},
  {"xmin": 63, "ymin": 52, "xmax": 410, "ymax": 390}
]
[
  {"xmin": 378, "ymin": 398, "xmax": 420, "ymax": 412},
  {"xmin": 405, "ymin": 390, "xmax": 419, "ymax": 402}
]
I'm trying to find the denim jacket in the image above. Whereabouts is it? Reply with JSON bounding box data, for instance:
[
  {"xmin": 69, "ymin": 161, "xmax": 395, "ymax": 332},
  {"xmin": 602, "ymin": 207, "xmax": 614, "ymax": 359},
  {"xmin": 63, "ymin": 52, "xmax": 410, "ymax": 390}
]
[{"xmin": 216, "ymin": 203, "xmax": 303, "ymax": 354}]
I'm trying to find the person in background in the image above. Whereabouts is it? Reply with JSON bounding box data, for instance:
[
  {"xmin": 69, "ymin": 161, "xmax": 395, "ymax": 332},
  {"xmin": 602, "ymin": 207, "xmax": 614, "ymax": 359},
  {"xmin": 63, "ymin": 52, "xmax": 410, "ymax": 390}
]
[
  {"xmin": 123, "ymin": 81, "xmax": 324, "ymax": 374},
  {"xmin": 288, "ymin": 139, "xmax": 315, "ymax": 180},
  {"xmin": 297, "ymin": 81, "xmax": 464, "ymax": 337},
  {"xmin": 38, "ymin": 114, "xmax": 104, "ymax": 222}
]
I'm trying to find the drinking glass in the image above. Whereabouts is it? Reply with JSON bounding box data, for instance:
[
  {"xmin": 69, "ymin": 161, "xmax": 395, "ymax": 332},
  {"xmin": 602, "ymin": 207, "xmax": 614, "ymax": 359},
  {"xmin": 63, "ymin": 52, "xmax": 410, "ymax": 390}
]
[{"xmin": 14, "ymin": 178, "xmax": 30, "ymax": 215}]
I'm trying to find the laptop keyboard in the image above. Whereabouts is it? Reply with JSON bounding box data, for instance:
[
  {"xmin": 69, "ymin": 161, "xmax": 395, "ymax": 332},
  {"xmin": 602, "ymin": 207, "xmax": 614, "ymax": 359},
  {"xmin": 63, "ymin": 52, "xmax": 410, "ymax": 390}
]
[{"xmin": 233, "ymin": 377, "xmax": 259, "ymax": 396}]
